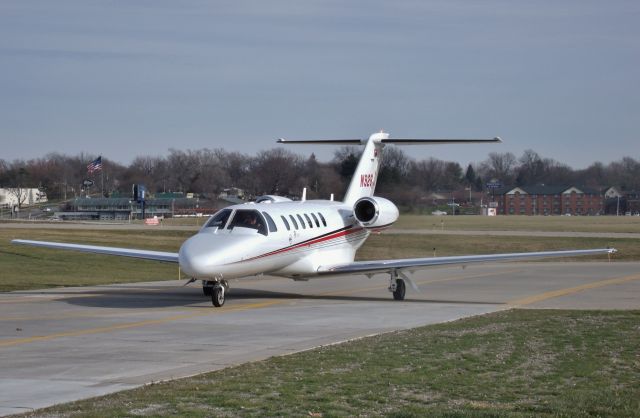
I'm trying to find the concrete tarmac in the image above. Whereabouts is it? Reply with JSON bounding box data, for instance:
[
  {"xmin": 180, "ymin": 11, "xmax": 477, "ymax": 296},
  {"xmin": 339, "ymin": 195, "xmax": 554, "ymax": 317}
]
[{"xmin": 1, "ymin": 261, "xmax": 639, "ymax": 415}]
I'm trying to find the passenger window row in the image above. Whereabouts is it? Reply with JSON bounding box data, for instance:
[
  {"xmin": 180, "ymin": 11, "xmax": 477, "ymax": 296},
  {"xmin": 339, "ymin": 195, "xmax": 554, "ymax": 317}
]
[
  {"xmin": 280, "ymin": 212, "xmax": 327, "ymax": 231},
  {"xmin": 204, "ymin": 208, "xmax": 327, "ymax": 235}
]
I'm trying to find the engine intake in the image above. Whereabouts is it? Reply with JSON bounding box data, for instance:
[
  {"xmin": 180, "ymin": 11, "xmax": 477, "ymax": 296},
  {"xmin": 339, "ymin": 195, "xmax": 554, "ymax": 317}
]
[{"xmin": 353, "ymin": 196, "xmax": 399, "ymax": 228}]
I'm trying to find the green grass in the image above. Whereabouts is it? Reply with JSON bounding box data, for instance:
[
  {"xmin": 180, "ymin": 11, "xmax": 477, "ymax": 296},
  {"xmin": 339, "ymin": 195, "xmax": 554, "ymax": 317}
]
[
  {"xmin": 360, "ymin": 234, "xmax": 636, "ymax": 262},
  {"xmin": 152, "ymin": 213, "xmax": 640, "ymax": 233},
  {"xmin": 0, "ymin": 227, "xmax": 636, "ymax": 292},
  {"xmin": 0, "ymin": 229, "xmax": 190, "ymax": 291},
  {"xmin": 18, "ymin": 309, "xmax": 640, "ymax": 417},
  {"xmin": 394, "ymin": 214, "xmax": 640, "ymax": 233}
]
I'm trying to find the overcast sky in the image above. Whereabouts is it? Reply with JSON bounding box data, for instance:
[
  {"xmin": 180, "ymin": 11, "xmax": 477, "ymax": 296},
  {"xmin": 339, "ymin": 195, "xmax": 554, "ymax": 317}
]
[{"xmin": 1, "ymin": 1, "xmax": 638, "ymax": 169}]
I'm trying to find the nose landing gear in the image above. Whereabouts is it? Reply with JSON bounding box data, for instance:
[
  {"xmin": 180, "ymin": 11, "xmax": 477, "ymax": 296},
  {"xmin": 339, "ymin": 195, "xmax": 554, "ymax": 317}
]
[
  {"xmin": 204, "ymin": 279, "xmax": 229, "ymax": 307},
  {"xmin": 212, "ymin": 283, "xmax": 225, "ymax": 307},
  {"xmin": 202, "ymin": 280, "xmax": 213, "ymax": 296}
]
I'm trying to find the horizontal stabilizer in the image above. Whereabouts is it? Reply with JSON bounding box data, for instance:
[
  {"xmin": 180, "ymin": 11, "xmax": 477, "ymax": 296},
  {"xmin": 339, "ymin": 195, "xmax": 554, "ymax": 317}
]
[
  {"xmin": 277, "ymin": 137, "xmax": 502, "ymax": 145},
  {"xmin": 277, "ymin": 138, "xmax": 362, "ymax": 144},
  {"xmin": 381, "ymin": 137, "xmax": 502, "ymax": 145}
]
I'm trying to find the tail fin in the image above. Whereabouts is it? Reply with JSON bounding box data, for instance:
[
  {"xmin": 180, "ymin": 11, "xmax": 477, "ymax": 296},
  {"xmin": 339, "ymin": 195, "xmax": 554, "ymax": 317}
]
[
  {"xmin": 277, "ymin": 132, "xmax": 501, "ymax": 205},
  {"xmin": 342, "ymin": 132, "xmax": 386, "ymax": 205}
]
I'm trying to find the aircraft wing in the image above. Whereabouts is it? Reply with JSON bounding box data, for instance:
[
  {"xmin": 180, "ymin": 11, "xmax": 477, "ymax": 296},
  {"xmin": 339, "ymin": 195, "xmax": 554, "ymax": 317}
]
[
  {"xmin": 317, "ymin": 248, "xmax": 616, "ymax": 276},
  {"xmin": 11, "ymin": 239, "xmax": 179, "ymax": 263}
]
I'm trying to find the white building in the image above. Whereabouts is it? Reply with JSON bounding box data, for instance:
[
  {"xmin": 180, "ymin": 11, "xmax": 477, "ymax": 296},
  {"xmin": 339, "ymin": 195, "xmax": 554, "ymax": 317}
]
[{"xmin": 0, "ymin": 188, "xmax": 48, "ymax": 208}]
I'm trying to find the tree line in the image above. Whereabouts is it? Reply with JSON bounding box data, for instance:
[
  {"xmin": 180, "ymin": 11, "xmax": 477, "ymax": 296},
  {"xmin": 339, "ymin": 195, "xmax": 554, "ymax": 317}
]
[{"xmin": 1, "ymin": 147, "xmax": 639, "ymax": 208}]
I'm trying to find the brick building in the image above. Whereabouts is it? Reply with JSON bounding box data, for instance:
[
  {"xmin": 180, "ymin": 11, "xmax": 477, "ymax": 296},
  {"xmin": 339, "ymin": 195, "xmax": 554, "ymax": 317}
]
[{"xmin": 496, "ymin": 185, "xmax": 603, "ymax": 215}]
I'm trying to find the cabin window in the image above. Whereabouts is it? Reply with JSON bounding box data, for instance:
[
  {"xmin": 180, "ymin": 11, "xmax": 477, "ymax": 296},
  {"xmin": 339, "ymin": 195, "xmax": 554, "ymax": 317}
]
[
  {"xmin": 289, "ymin": 214, "xmax": 299, "ymax": 230},
  {"xmin": 303, "ymin": 213, "xmax": 313, "ymax": 228},
  {"xmin": 310, "ymin": 213, "xmax": 320, "ymax": 227},
  {"xmin": 262, "ymin": 212, "xmax": 278, "ymax": 233},
  {"xmin": 296, "ymin": 214, "xmax": 306, "ymax": 229},
  {"xmin": 227, "ymin": 209, "xmax": 268, "ymax": 236},
  {"xmin": 204, "ymin": 209, "xmax": 232, "ymax": 229},
  {"xmin": 280, "ymin": 215, "xmax": 291, "ymax": 231},
  {"xmin": 318, "ymin": 212, "xmax": 327, "ymax": 227}
]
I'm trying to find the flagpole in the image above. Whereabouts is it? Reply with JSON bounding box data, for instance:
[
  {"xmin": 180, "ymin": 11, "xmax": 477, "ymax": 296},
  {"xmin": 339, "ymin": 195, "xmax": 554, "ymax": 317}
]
[{"xmin": 101, "ymin": 164, "xmax": 104, "ymax": 196}]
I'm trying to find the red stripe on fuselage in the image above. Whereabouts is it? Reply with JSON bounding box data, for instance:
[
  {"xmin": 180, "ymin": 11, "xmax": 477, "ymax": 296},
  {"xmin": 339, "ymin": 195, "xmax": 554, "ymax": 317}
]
[{"xmin": 241, "ymin": 225, "xmax": 365, "ymax": 262}]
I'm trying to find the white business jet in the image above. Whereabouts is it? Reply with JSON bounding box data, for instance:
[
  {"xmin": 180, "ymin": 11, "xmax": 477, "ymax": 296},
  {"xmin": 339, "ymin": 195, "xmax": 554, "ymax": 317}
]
[{"xmin": 13, "ymin": 132, "xmax": 615, "ymax": 307}]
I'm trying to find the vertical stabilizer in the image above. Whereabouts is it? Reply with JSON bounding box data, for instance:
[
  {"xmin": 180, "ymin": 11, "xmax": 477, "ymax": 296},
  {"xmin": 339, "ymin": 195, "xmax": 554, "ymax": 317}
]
[{"xmin": 342, "ymin": 132, "xmax": 387, "ymax": 205}]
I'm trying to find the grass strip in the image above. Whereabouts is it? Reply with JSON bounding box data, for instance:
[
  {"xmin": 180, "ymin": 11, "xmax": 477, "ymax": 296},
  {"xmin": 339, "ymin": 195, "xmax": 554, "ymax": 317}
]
[
  {"xmin": 16, "ymin": 309, "xmax": 640, "ymax": 417},
  {"xmin": 394, "ymin": 214, "xmax": 640, "ymax": 233}
]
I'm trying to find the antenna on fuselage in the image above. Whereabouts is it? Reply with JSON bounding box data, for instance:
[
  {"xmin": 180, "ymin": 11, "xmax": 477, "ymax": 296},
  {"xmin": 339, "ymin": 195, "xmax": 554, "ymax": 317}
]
[{"xmin": 301, "ymin": 188, "xmax": 307, "ymax": 202}]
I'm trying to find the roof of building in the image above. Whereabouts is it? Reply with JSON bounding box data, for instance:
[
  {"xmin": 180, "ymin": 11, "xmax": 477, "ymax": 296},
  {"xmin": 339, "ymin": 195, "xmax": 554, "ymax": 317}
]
[
  {"xmin": 73, "ymin": 197, "xmax": 196, "ymax": 205},
  {"xmin": 496, "ymin": 185, "xmax": 601, "ymax": 195}
]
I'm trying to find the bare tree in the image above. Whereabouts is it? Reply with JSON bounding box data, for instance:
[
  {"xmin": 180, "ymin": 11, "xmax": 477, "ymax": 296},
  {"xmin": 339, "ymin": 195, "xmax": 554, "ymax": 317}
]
[
  {"xmin": 166, "ymin": 149, "xmax": 203, "ymax": 193},
  {"xmin": 2, "ymin": 164, "xmax": 32, "ymax": 208},
  {"xmin": 479, "ymin": 152, "xmax": 517, "ymax": 185},
  {"xmin": 248, "ymin": 148, "xmax": 305, "ymax": 197},
  {"xmin": 409, "ymin": 158, "xmax": 447, "ymax": 191},
  {"xmin": 378, "ymin": 145, "xmax": 411, "ymax": 188}
]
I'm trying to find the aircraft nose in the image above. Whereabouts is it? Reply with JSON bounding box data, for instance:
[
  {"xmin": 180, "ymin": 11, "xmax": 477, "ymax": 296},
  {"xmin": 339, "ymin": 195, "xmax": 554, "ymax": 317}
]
[
  {"xmin": 179, "ymin": 235, "xmax": 218, "ymax": 277},
  {"xmin": 178, "ymin": 233, "xmax": 250, "ymax": 278}
]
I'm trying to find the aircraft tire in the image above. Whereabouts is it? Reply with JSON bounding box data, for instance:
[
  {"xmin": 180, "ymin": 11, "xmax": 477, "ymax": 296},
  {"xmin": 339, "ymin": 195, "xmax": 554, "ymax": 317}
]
[
  {"xmin": 212, "ymin": 285, "xmax": 225, "ymax": 307},
  {"xmin": 203, "ymin": 281, "xmax": 213, "ymax": 296},
  {"xmin": 393, "ymin": 278, "xmax": 406, "ymax": 301}
]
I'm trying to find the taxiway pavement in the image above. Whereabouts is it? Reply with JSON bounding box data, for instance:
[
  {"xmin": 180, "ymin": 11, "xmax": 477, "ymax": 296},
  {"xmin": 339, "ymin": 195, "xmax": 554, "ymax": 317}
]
[{"xmin": 1, "ymin": 262, "xmax": 639, "ymax": 415}]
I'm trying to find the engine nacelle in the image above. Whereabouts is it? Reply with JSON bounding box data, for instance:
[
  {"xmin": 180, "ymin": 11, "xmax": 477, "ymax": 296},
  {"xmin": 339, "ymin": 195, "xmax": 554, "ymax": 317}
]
[{"xmin": 353, "ymin": 196, "xmax": 399, "ymax": 228}]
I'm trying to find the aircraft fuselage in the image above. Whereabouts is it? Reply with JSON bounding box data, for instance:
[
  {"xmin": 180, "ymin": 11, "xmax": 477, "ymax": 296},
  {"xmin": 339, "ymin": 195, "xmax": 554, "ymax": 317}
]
[{"xmin": 178, "ymin": 200, "xmax": 377, "ymax": 280}]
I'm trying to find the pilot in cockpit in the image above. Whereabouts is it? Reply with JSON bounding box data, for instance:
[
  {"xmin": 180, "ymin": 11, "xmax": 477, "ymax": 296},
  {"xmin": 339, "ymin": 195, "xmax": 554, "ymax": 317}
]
[{"xmin": 244, "ymin": 212, "xmax": 258, "ymax": 227}]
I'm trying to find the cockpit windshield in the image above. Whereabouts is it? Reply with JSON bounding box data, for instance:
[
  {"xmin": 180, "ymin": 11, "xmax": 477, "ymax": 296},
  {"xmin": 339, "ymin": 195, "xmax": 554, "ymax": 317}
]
[
  {"xmin": 227, "ymin": 209, "xmax": 268, "ymax": 236},
  {"xmin": 204, "ymin": 209, "xmax": 232, "ymax": 229}
]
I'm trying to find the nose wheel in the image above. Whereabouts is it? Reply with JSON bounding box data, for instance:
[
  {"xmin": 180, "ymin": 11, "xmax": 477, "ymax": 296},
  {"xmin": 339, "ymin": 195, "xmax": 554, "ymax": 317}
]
[
  {"xmin": 212, "ymin": 284, "xmax": 225, "ymax": 307},
  {"xmin": 209, "ymin": 280, "xmax": 229, "ymax": 307}
]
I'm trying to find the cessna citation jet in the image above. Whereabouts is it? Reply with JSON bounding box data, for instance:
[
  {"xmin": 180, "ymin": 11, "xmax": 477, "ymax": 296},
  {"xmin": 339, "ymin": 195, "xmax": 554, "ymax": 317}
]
[{"xmin": 13, "ymin": 132, "xmax": 616, "ymax": 307}]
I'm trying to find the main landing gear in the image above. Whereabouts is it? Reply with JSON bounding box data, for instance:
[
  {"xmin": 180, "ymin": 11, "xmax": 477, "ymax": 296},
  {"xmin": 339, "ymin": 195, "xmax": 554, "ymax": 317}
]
[
  {"xmin": 202, "ymin": 279, "xmax": 229, "ymax": 307},
  {"xmin": 388, "ymin": 270, "xmax": 406, "ymax": 301}
]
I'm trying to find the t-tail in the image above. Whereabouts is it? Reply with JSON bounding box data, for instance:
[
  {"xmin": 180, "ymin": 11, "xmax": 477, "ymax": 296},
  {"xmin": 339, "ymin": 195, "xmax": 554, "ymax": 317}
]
[
  {"xmin": 342, "ymin": 131, "xmax": 386, "ymax": 205},
  {"xmin": 278, "ymin": 131, "xmax": 501, "ymax": 205}
]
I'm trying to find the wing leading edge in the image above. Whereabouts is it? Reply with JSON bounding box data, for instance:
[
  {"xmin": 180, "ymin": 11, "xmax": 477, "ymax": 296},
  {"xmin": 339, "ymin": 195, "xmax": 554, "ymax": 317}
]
[
  {"xmin": 318, "ymin": 248, "xmax": 616, "ymax": 276},
  {"xmin": 11, "ymin": 239, "xmax": 179, "ymax": 263}
]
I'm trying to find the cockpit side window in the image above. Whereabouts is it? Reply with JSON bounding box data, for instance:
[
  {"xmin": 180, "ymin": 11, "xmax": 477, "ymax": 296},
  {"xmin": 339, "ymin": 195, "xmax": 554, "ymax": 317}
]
[
  {"xmin": 262, "ymin": 211, "xmax": 278, "ymax": 233},
  {"xmin": 204, "ymin": 209, "xmax": 232, "ymax": 229},
  {"xmin": 227, "ymin": 209, "xmax": 268, "ymax": 236}
]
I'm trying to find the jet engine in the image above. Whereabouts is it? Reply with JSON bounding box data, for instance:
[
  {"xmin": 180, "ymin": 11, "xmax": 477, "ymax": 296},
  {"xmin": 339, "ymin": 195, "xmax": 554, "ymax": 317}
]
[{"xmin": 353, "ymin": 196, "xmax": 399, "ymax": 228}]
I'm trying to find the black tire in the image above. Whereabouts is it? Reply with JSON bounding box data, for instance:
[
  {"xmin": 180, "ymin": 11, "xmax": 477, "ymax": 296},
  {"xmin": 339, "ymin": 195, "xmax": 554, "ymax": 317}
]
[
  {"xmin": 203, "ymin": 284, "xmax": 213, "ymax": 296},
  {"xmin": 393, "ymin": 279, "xmax": 406, "ymax": 301},
  {"xmin": 212, "ymin": 286, "xmax": 225, "ymax": 307}
]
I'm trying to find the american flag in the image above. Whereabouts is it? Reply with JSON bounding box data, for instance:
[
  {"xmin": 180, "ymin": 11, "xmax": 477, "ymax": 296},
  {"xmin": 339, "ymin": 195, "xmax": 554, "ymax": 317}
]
[{"xmin": 87, "ymin": 156, "xmax": 102, "ymax": 174}]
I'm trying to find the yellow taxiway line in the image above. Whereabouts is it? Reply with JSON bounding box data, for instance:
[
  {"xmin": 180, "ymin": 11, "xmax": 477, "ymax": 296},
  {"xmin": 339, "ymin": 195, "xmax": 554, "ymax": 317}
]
[
  {"xmin": 3, "ymin": 271, "xmax": 638, "ymax": 348},
  {"xmin": 508, "ymin": 273, "xmax": 640, "ymax": 307},
  {"xmin": 0, "ymin": 300, "xmax": 281, "ymax": 348}
]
